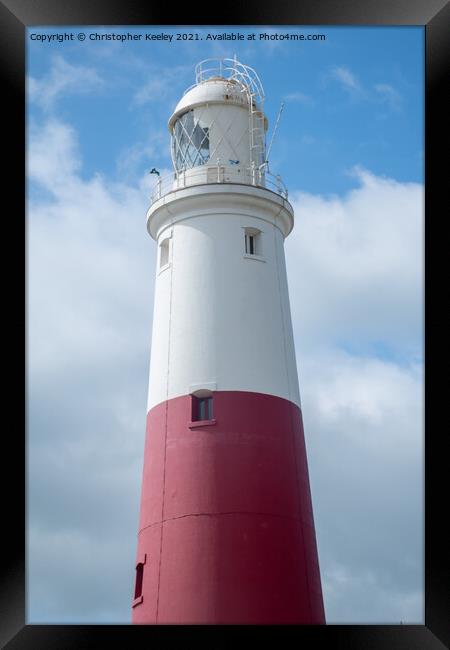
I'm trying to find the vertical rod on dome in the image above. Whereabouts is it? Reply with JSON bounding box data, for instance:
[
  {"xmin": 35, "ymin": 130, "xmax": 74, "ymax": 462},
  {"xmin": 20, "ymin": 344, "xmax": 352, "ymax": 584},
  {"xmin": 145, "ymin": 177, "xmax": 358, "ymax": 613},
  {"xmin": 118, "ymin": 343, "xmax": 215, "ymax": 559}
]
[{"xmin": 266, "ymin": 101, "xmax": 285, "ymax": 166}]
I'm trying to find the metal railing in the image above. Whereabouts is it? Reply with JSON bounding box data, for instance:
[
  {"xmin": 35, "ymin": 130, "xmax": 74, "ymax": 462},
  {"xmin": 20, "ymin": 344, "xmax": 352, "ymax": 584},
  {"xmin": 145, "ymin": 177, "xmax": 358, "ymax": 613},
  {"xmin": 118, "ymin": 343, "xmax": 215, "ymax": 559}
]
[
  {"xmin": 149, "ymin": 163, "xmax": 288, "ymax": 205},
  {"xmin": 182, "ymin": 57, "xmax": 265, "ymax": 109}
]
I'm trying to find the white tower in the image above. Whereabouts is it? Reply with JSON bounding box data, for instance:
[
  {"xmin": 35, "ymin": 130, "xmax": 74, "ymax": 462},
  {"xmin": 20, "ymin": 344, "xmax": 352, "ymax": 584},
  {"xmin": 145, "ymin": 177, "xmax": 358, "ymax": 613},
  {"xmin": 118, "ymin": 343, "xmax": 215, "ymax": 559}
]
[{"xmin": 133, "ymin": 58, "xmax": 325, "ymax": 624}]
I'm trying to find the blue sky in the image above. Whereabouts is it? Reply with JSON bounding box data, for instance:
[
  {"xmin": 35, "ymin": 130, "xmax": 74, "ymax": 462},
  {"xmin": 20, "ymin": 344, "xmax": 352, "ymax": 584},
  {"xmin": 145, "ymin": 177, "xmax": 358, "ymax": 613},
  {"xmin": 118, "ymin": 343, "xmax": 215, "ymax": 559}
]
[
  {"xmin": 27, "ymin": 25, "xmax": 424, "ymax": 624},
  {"xmin": 27, "ymin": 26, "xmax": 423, "ymax": 193}
]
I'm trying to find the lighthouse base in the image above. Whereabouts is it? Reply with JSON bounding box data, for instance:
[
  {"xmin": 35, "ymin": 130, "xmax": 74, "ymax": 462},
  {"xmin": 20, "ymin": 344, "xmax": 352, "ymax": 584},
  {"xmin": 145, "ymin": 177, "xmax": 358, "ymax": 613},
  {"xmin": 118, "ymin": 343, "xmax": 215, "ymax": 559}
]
[{"xmin": 133, "ymin": 391, "xmax": 325, "ymax": 624}]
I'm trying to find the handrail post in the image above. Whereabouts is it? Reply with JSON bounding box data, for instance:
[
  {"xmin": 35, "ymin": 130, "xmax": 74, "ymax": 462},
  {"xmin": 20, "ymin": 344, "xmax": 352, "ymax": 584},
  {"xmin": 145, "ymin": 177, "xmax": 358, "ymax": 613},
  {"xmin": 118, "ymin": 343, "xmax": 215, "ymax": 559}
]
[{"xmin": 276, "ymin": 174, "xmax": 281, "ymax": 195}]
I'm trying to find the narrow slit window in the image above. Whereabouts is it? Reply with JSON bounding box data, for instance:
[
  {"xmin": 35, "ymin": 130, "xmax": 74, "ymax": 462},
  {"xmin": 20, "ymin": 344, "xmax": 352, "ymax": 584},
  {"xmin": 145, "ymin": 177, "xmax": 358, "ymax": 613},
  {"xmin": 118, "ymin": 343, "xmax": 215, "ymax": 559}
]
[
  {"xmin": 244, "ymin": 229, "xmax": 261, "ymax": 256},
  {"xmin": 160, "ymin": 238, "xmax": 170, "ymax": 268},
  {"xmin": 245, "ymin": 234, "xmax": 255, "ymax": 255},
  {"xmin": 134, "ymin": 562, "xmax": 144, "ymax": 600}
]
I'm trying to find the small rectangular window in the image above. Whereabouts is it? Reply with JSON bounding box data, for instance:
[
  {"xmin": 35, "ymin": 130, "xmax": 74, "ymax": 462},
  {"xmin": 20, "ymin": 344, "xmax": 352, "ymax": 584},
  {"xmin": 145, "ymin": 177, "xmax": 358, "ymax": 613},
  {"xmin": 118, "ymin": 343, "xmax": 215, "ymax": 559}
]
[
  {"xmin": 193, "ymin": 396, "xmax": 213, "ymax": 421},
  {"xmin": 134, "ymin": 562, "xmax": 144, "ymax": 600},
  {"xmin": 244, "ymin": 229, "xmax": 261, "ymax": 256}
]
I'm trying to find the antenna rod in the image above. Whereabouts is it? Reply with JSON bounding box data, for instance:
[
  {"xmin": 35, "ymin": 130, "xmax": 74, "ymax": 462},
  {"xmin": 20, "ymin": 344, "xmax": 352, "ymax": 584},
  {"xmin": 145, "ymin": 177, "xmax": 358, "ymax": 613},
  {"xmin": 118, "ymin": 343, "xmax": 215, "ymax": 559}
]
[{"xmin": 266, "ymin": 101, "xmax": 285, "ymax": 164}]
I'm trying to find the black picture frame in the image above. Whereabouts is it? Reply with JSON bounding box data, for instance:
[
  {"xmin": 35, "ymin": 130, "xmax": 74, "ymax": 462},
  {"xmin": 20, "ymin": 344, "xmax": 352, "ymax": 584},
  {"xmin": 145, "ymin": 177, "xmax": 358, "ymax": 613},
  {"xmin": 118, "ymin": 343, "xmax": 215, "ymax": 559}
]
[{"xmin": 4, "ymin": 0, "xmax": 448, "ymax": 648}]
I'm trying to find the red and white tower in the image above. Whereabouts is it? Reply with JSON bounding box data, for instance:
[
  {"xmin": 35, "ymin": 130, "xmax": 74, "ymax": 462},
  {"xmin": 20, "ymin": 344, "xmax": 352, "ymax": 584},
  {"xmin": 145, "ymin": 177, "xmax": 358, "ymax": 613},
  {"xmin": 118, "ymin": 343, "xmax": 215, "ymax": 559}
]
[{"xmin": 132, "ymin": 58, "xmax": 325, "ymax": 624}]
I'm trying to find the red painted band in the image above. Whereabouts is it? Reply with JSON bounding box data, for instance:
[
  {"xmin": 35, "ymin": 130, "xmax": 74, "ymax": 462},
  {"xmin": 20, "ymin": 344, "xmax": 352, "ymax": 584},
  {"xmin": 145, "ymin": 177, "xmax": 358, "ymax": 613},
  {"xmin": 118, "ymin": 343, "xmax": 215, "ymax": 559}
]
[{"xmin": 133, "ymin": 390, "xmax": 325, "ymax": 624}]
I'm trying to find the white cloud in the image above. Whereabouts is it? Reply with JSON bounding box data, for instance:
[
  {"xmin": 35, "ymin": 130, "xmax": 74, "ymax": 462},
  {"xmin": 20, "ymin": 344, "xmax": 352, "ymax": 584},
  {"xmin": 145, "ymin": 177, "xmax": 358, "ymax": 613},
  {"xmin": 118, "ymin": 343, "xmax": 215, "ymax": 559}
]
[
  {"xmin": 27, "ymin": 120, "xmax": 156, "ymax": 622},
  {"xmin": 312, "ymin": 355, "xmax": 420, "ymax": 433},
  {"xmin": 300, "ymin": 350, "xmax": 423, "ymax": 623},
  {"xmin": 375, "ymin": 83, "xmax": 403, "ymax": 112},
  {"xmin": 115, "ymin": 135, "xmax": 168, "ymax": 182},
  {"xmin": 283, "ymin": 169, "xmax": 424, "ymax": 623},
  {"xmin": 284, "ymin": 91, "xmax": 313, "ymax": 104},
  {"xmin": 27, "ymin": 119, "xmax": 81, "ymax": 189},
  {"xmin": 323, "ymin": 562, "xmax": 423, "ymax": 623},
  {"xmin": 28, "ymin": 55, "xmax": 104, "ymax": 111},
  {"xmin": 132, "ymin": 77, "xmax": 172, "ymax": 106},
  {"xmin": 286, "ymin": 166, "xmax": 424, "ymax": 357},
  {"xmin": 28, "ymin": 524, "xmax": 137, "ymax": 623},
  {"xmin": 330, "ymin": 65, "xmax": 361, "ymax": 93},
  {"xmin": 131, "ymin": 64, "xmax": 191, "ymax": 108},
  {"xmin": 27, "ymin": 117, "xmax": 423, "ymax": 623},
  {"xmin": 28, "ymin": 119, "xmax": 155, "ymax": 377}
]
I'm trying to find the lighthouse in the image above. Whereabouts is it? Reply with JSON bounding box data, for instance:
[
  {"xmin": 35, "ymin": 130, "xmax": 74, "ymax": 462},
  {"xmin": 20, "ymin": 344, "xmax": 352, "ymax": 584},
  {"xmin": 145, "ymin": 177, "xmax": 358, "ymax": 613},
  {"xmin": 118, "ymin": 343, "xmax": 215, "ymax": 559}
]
[{"xmin": 132, "ymin": 57, "xmax": 325, "ymax": 624}]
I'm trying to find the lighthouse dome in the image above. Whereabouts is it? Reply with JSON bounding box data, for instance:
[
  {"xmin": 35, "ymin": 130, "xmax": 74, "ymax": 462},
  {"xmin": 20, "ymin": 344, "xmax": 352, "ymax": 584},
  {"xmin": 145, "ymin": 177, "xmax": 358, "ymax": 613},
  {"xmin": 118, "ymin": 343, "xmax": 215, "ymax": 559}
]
[
  {"xmin": 168, "ymin": 77, "xmax": 267, "ymax": 132},
  {"xmin": 167, "ymin": 59, "xmax": 268, "ymax": 178}
]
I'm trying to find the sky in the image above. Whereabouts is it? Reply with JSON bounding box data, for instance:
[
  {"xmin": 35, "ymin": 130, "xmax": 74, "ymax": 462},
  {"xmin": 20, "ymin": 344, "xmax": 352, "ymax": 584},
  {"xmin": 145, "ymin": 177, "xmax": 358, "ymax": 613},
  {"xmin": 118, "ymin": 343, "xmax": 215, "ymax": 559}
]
[{"xmin": 26, "ymin": 25, "xmax": 424, "ymax": 624}]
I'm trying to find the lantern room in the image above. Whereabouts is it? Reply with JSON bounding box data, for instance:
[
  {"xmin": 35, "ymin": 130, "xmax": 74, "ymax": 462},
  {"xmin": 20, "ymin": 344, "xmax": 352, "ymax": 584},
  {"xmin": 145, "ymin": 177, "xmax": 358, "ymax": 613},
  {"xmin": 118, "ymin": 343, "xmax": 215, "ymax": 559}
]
[{"xmin": 168, "ymin": 58, "xmax": 268, "ymax": 186}]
